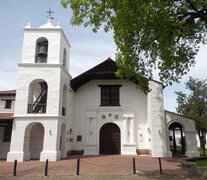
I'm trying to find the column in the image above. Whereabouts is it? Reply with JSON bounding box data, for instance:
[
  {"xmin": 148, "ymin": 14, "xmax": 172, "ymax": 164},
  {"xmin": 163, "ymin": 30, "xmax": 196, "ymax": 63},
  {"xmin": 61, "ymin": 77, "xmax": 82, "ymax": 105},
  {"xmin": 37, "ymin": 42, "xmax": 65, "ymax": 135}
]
[
  {"xmin": 86, "ymin": 118, "xmax": 90, "ymax": 144},
  {"xmin": 124, "ymin": 117, "xmax": 128, "ymax": 144},
  {"xmin": 40, "ymin": 119, "xmax": 60, "ymax": 161},
  {"xmin": 89, "ymin": 118, "xmax": 92, "ymax": 144},
  {"xmin": 129, "ymin": 118, "xmax": 135, "ymax": 144},
  {"xmin": 7, "ymin": 120, "xmax": 26, "ymax": 162},
  {"xmin": 91, "ymin": 118, "xmax": 96, "ymax": 144},
  {"xmin": 84, "ymin": 112, "xmax": 98, "ymax": 155},
  {"xmin": 185, "ymin": 131, "xmax": 200, "ymax": 157}
]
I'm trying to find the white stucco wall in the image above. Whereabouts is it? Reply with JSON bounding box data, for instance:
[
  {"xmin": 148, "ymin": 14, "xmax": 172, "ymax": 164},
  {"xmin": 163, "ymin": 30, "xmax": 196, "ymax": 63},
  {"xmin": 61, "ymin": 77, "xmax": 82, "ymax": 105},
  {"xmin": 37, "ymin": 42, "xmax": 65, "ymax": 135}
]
[
  {"xmin": 58, "ymin": 69, "xmax": 73, "ymax": 154},
  {"xmin": 59, "ymin": 33, "xmax": 70, "ymax": 71},
  {"xmin": 14, "ymin": 64, "xmax": 62, "ymax": 115},
  {"xmin": 147, "ymin": 80, "xmax": 168, "ymax": 157},
  {"xmin": 72, "ymin": 79, "xmax": 148, "ymax": 155}
]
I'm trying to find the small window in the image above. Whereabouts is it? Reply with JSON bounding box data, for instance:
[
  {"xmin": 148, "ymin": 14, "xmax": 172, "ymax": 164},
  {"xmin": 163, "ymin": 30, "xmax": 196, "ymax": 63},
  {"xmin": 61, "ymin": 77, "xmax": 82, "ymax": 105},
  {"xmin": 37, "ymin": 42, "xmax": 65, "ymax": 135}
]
[
  {"xmin": 3, "ymin": 126, "xmax": 12, "ymax": 142},
  {"xmin": 77, "ymin": 135, "xmax": 82, "ymax": 142},
  {"xmin": 5, "ymin": 100, "xmax": 12, "ymax": 109},
  {"xmin": 99, "ymin": 85, "xmax": 121, "ymax": 106}
]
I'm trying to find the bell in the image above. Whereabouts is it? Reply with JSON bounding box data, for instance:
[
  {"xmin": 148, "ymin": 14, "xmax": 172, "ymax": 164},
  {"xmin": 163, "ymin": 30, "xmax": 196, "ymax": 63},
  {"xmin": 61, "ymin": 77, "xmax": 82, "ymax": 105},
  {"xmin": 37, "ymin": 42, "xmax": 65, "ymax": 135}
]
[{"xmin": 38, "ymin": 45, "xmax": 47, "ymax": 57}]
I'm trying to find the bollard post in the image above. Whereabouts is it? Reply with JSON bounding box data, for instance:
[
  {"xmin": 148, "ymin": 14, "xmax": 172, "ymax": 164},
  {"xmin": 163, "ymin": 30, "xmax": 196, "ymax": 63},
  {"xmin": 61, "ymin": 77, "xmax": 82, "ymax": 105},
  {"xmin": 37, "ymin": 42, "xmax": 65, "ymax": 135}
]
[
  {"xmin": 133, "ymin": 157, "xmax": 136, "ymax": 174},
  {"xmin": 13, "ymin": 160, "xmax": 17, "ymax": 176},
  {"xmin": 158, "ymin": 157, "xmax": 162, "ymax": 175},
  {"xmin": 77, "ymin": 158, "xmax": 80, "ymax": 175},
  {"xmin": 45, "ymin": 159, "xmax": 48, "ymax": 176}
]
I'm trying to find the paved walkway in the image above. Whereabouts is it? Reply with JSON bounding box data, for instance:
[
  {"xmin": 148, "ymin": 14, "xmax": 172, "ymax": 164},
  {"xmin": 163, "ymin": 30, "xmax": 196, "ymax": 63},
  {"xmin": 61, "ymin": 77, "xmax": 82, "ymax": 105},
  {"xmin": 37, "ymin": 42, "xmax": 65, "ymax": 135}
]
[{"xmin": 0, "ymin": 155, "xmax": 191, "ymax": 177}]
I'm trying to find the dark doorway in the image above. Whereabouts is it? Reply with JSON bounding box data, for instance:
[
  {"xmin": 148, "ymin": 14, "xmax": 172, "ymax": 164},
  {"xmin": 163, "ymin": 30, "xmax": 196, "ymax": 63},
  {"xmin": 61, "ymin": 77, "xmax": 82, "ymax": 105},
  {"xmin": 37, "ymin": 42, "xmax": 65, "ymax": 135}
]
[{"xmin": 99, "ymin": 123, "xmax": 120, "ymax": 154}]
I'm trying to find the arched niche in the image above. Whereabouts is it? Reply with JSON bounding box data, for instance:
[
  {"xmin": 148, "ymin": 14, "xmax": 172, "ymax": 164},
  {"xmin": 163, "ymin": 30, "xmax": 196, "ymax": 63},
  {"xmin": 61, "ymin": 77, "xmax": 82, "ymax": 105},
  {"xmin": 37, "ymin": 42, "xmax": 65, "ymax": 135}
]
[
  {"xmin": 35, "ymin": 37, "xmax": 48, "ymax": 63},
  {"xmin": 28, "ymin": 79, "xmax": 48, "ymax": 114}
]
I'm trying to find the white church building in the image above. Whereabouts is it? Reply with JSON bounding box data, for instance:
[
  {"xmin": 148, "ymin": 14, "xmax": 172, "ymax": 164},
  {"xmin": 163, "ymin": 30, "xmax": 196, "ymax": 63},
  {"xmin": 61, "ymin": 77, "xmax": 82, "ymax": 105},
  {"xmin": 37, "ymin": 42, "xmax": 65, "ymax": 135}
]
[{"xmin": 0, "ymin": 20, "xmax": 200, "ymax": 162}]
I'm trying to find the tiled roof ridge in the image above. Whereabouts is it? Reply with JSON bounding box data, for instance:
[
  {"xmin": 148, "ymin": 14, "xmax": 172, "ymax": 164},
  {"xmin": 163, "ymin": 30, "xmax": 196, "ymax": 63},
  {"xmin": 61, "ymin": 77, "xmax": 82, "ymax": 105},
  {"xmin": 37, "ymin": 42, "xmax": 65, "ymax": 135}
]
[
  {"xmin": 0, "ymin": 90, "xmax": 16, "ymax": 95},
  {"xmin": 0, "ymin": 113, "xmax": 14, "ymax": 120}
]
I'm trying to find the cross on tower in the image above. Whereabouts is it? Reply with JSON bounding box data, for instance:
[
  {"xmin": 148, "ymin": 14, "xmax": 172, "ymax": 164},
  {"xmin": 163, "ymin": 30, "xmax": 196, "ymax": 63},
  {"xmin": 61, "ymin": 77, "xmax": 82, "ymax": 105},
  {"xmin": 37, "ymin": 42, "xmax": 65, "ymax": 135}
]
[{"xmin": 46, "ymin": 9, "xmax": 54, "ymax": 20}]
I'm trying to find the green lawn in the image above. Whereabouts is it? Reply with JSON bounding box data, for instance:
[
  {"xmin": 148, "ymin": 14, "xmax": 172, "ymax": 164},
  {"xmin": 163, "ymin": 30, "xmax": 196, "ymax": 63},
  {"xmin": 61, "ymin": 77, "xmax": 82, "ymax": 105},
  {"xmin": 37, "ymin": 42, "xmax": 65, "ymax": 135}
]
[
  {"xmin": 196, "ymin": 159, "xmax": 207, "ymax": 168},
  {"xmin": 198, "ymin": 148, "xmax": 207, "ymax": 156},
  {"xmin": 170, "ymin": 146, "xmax": 182, "ymax": 153}
]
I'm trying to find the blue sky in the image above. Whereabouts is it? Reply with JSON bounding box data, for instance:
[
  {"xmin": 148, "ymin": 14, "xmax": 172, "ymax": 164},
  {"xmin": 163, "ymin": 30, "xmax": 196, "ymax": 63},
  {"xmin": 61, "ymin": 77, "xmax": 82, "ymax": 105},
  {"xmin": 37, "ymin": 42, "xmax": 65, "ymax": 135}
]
[{"xmin": 0, "ymin": 0, "xmax": 206, "ymax": 112}]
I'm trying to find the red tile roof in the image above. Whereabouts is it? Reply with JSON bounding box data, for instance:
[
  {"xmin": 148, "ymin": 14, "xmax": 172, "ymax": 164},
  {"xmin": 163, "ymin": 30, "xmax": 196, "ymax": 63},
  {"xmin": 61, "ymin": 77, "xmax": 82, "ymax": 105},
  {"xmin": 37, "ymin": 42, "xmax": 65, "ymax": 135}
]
[
  {"xmin": 0, "ymin": 90, "xmax": 16, "ymax": 96},
  {"xmin": 0, "ymin": 113, "xmax": 14, "ymax": 120}
]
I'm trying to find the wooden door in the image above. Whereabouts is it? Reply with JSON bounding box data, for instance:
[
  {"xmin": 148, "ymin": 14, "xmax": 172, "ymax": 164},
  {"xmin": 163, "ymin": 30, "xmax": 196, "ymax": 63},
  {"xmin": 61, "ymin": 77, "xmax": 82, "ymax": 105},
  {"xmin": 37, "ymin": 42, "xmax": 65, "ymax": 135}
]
[{"xmin": 100, "ymin": 123, "xmax": 120, "ymax": 154}]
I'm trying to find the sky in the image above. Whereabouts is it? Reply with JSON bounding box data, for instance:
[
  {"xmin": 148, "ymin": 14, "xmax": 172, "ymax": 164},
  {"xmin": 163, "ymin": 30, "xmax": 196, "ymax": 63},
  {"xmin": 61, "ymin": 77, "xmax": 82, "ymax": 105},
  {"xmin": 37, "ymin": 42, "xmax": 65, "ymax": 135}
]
[{"xmin": 0, "ymin": 0, "xmax": 206, "ymax": 112}]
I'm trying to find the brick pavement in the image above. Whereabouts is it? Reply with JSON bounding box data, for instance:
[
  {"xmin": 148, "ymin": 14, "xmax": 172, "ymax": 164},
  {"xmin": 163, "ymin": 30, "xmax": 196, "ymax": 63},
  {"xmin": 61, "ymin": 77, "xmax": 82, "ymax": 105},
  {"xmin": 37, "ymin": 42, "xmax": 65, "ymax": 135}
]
[{"xmin": 0, "ymin": 155, "xmax": 190, "ymax": 177}]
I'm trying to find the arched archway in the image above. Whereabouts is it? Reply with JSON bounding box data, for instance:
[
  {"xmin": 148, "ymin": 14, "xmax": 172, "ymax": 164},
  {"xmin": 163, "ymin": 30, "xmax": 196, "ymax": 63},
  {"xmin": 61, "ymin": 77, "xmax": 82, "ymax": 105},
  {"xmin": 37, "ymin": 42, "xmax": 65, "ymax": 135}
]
[
  {"xmin": 24, "ymin": 123, "xmax": 44, "ymax": 160},
  {"xmin": 99, "ymin": 123, "xmax": 120, "ymax": 154},
  {"xmin": 168, "ymin": 122, "xmax": 185, "ymax": 156},
  {"xmin": 60, "ymin": 123, "xmax": 66, "ymax": 158}
]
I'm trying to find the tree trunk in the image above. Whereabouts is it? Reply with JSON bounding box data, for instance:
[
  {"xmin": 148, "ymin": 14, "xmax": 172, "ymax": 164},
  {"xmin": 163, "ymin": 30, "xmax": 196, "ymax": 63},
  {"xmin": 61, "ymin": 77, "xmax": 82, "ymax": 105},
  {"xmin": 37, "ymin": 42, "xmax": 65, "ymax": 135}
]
[{"xmin": 198, "ymin": 130, "xmax": 206, "ymax": 150}]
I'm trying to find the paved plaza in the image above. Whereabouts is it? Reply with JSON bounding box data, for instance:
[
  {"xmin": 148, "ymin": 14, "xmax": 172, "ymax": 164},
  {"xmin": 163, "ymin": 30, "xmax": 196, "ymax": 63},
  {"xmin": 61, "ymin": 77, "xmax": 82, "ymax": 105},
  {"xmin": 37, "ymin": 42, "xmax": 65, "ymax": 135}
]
[{"xmin": 0, "ymin": 155, "xmax": 193, "ymax": 178}]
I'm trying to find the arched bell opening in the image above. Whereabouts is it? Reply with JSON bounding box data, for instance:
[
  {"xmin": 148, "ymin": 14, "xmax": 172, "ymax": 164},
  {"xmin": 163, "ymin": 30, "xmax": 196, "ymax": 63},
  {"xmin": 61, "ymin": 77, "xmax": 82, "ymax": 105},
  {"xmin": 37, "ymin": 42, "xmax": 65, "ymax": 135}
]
[
  {"xmin": 23, "ymin": 122, "xmax": 45, "ymax": 160},
  {"xmin": 99, "ymin": 123, "xmax": 121, "ymax": 154},
  {"xmin": 168, "ymin": 122, "xmax": 185, "ymax": 156},
  {"xmin": 28, "ymin": 79, "xmax": 48, "ymax": 114},
  {"xmin": 35, "ymin": 37, "xmax": 48, "ymax": 63}
]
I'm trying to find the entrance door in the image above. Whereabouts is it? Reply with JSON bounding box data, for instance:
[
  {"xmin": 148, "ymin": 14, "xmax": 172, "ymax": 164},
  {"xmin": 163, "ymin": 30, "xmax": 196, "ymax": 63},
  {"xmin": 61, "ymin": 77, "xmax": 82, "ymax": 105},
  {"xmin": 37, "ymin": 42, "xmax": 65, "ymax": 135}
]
[{"xmin": 100, "ymin": 123, "xmax": 120, "ymax": 154}]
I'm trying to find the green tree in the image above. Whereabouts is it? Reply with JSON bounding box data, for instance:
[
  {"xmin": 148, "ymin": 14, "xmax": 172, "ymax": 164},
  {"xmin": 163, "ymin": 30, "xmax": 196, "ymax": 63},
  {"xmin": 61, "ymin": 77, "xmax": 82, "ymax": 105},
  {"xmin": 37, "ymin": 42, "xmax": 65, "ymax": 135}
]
[
  {"xmin": 176, "ymin": 77, "xmax": 207, "ymax": 150},
  {"xmin": 61, "ymin": 0, "xmax": 207, "ymax": 93}
]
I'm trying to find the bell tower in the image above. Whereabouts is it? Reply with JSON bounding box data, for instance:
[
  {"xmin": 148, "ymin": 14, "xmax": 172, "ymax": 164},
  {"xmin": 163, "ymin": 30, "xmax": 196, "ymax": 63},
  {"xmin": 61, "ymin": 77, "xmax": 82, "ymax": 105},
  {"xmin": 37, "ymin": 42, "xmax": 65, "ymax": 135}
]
[
  {"xmin": 7, "ymin": 18, "xmax": 72, "ymax": 162},
  {"xmin": 21, "ymin": 20, "xmax": 70, "ymax": 71}
]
